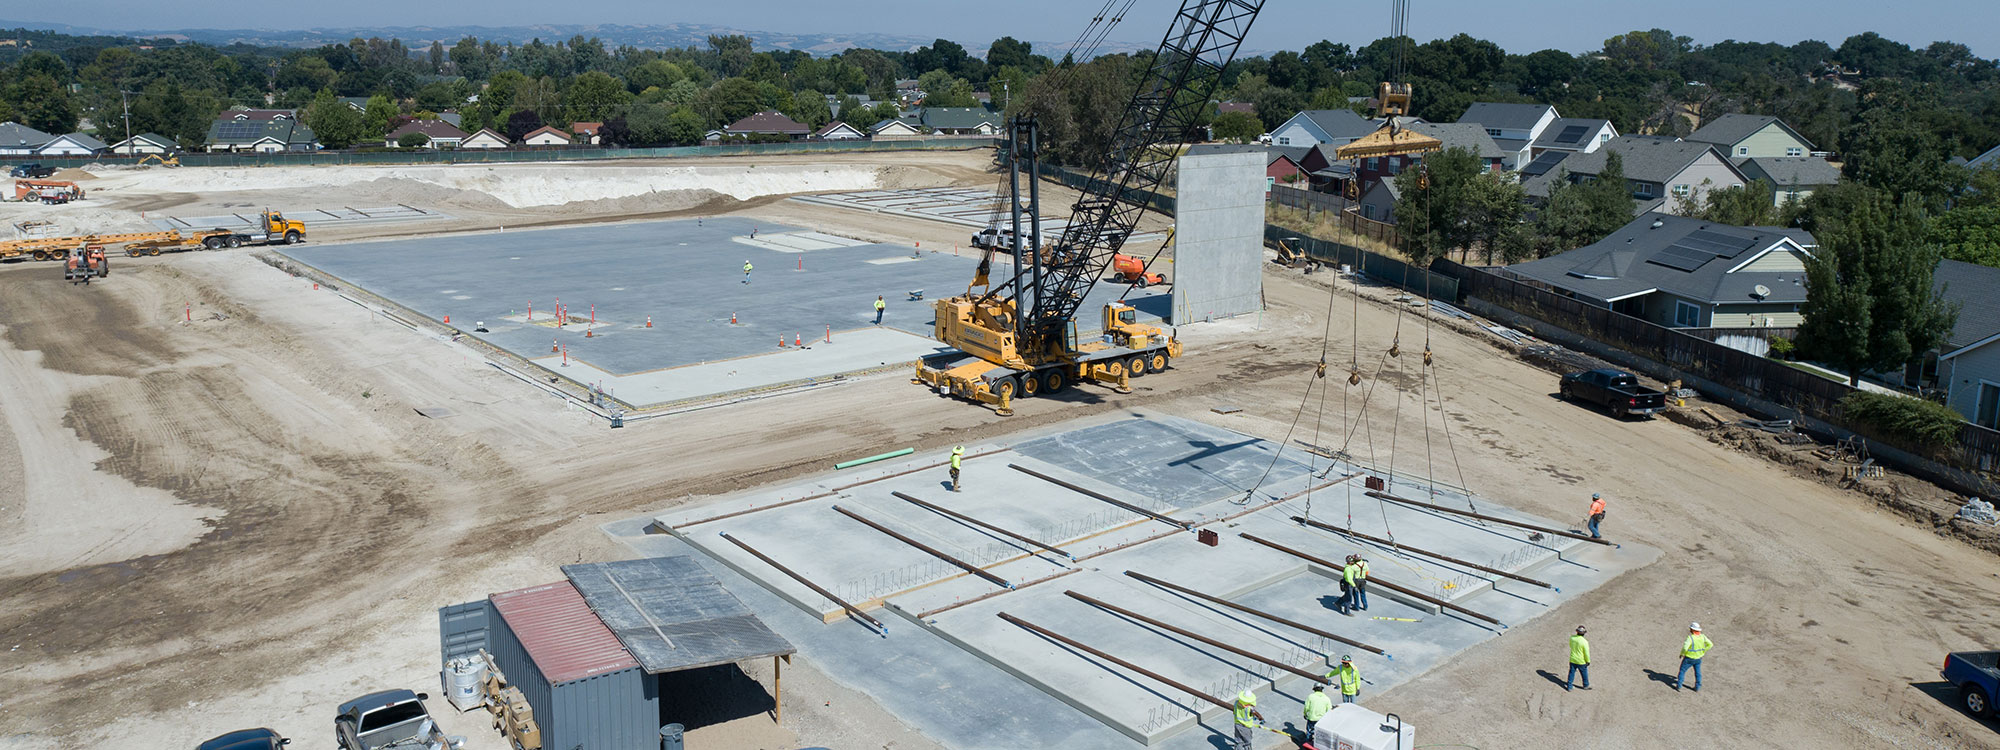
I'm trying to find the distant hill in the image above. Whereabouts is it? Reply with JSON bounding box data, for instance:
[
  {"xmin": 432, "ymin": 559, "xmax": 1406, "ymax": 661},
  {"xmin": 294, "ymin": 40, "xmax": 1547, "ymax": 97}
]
[{"xmin": 0, "ymin": 20, "xmax": 1151, "ymax": 58}]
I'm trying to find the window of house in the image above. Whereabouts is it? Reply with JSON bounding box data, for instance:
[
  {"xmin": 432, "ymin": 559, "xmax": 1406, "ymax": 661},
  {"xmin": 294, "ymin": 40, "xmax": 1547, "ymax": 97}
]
[
  {"xmin": 1737, "ymin": 146, "xmax": 1749, "ymax": 156},
  {"xmin": 1786, "ymin": 147, "xmax": 1803, "ymax": 156},
  {"xmin": 1980, "ymin": 383, "xmax": 2000, "ymax": 429},
  {"xmin": 1278, "ymin": 137, "xmax": 1291, "ymax": 145},
  {"xmin": 1485, "ymin": 128, "xmax": 1502, "ymax": 137},
  {"xmin": 1387, "ymin": 160, "xmax": 1402, "ymax": 175},
  {"xmin": 1364, "ymin": 157, "xmax": 1379, "ymax": 171},
  {"xmin": 1674, "ymin": 301, "xmax": 1701, "ymax": 327},
  {"xmin": 1600, "ymin": 133, "xmax": 1611, "ymax": 142},
  {"xmin": 1363, "ymin": 204, "xmax": 1377, "ymax": 220},
  {"xmin": 1672, "ymin": 184, "xmax": 1691, "ymax": 196},
  {"xmin": 1632, "ymin": 181, "xmax": 1656, "ymax": 198}
]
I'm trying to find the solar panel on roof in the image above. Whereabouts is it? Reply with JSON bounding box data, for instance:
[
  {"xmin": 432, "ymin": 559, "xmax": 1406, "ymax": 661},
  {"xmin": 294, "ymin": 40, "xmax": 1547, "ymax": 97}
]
[
  {"xmin": 1681, "ymin": 229, "xmax": 1760, "ymax": 258},
  {"xmin": 1523, "ymin": 151, "xmax": 1569, "ymax": 176},
  {"xmin": 1554, "ymin": 125, "xmax": 1589, "ymax": 144},
  {"xmin": 1648, "ymin": 244, "xmax": 1714, "ymax": 272}
]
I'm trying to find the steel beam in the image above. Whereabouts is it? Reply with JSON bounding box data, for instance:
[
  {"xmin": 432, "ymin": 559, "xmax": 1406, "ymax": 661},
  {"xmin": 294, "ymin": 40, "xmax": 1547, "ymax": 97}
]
[
  {"xmin": 1291, "ymin": 516, "xmax": 1555, "ymax": 589},
  {"xmin": 719, "ymin": 531, "xmax": 885, "ymax": 634},
  {"xmin": 1008, "ymin": 463, "xmax": 1191, "ymax": 530},
  {"xmin": 1367, "ymin": 490, "xmax": 1611, "ymax": 546},
  {"xmin": 678, "ymin": 448, "xmax": 1011, "ymax": 527},
  {"xmin": 998, "ymin": 611, "xmax": 1231, "ymax": 710},
  {"xmin": 1065, "ymin": 590, "xmax": 1329, "ymax": 683},
  {"xmin": 1122, "ymin": 570, "xmax": 1387, "ymax": 656},
  {"xmin": 832, "ymin": 505, "xmax": 1014, "ymax": 589},
  {"xmin": 892, "ymin": 491, "xmax": 1076, "ymax": 560},
  {"xmin": 1237, "ymin": 533, "xmax": 1501, "ymax": 625}
]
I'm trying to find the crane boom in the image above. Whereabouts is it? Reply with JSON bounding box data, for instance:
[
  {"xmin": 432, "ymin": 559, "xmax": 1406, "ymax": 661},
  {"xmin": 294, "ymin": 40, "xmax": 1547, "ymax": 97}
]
[{"xmin": 1019, "ymin": 0, "xmax": 1266, "ymax": 352}]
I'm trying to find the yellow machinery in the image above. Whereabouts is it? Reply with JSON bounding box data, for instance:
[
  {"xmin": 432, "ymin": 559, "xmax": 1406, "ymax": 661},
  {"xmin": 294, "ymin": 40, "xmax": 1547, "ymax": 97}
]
[
  {"xmin": 138, "ymin": 154, "xmax": 180, "ymax": 167},
  {"xmin": 254, "ymin": 210, "xmax": 307, "ymax": 245},
  {"xmin": 0, "ymin": 210, "xmax": 302, "ymax": 262}
]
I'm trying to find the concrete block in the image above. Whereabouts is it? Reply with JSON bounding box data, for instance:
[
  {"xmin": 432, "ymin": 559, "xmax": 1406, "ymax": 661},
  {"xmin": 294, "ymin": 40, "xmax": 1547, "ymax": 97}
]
[{"xmin": 1172, "ymin": 151, "xmax": 1265, "ymax": 324}]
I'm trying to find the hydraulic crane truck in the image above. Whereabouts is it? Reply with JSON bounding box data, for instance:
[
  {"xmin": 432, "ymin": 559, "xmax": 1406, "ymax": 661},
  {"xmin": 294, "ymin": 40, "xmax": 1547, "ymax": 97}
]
[{"xmin": 915, "ymin": 0, "xmax": 1266, "ymax": 415}]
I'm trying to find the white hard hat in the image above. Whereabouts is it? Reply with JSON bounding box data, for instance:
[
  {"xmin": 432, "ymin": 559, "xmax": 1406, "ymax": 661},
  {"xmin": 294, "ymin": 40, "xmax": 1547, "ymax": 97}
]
[
  {"xmin": 1236, "ymin": 689, "xmax": 1257, "ymax": 706},
  {"xmin": 1689, "ymin": 622, "xmax": 1701, "ymax": 631}
]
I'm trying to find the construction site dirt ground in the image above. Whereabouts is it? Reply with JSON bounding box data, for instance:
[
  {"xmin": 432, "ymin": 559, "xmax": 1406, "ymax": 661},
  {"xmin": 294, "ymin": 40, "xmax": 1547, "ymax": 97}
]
[{"xmin": 0, "ymin": 152, "xmax": 1996, "ymax": 750}]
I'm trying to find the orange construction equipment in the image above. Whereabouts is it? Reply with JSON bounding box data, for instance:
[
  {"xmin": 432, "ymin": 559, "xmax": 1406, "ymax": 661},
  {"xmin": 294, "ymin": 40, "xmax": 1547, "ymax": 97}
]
[
  {"xmin": 63, "ymin": 246, "xmax": 109, "ymax": 284},
  {"xmin": 1111, "ymin": 253, "xmax": 1165, "ymax": 288},
  {"xmin": 14, "ymin": 179, "xmax": 84, "ymax": 203}
]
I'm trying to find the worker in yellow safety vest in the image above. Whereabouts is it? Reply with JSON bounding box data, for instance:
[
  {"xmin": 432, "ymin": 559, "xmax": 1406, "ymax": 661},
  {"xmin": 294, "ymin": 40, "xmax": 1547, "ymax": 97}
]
[
  {"xmin": 1327, "ymin": 655, "xmax": 1361, "ymax": 703},
  {"xmin": 1567, "ymin": 625, "xmax": 1592, "ymax": 691},
  {"xmin": 1337, "ymin": 555, "xmax": 1362, "ymax": 616},
  {"xmin": 1675, "ymin": 622, "xmax": 1713, "ymax": 692},
  {"xmin": 1354, "ymin": 555, "xmax": 1371, "ymax": 611},
  {"xmin": 1302, "ymin": 684, "xmax": 1332, "ymax": 738},
  {"xmin": 949, "ymin": 446, "xmax": 965, "ymax": 492},
  {"xmin": 1229, "ymin": 690, "xmax": 1262, "ymax": 750},
  {"xmin": 742, "ymin": 259, "xmax": 753, "ymax": 284},
  {"xmin": 874, "ymin": 295, "xmax": 887, "ymax": 325}
]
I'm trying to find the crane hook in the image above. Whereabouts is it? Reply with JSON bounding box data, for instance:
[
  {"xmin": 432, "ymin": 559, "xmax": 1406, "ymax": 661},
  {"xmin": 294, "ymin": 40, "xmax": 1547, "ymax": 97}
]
[
  {"xmin": 1315, "ymin": 359, "xmax": 1327, "ymax": 379},
  {"xmin": 1422, "ymin": 348, "xmax": 1433, "ymax": 366},
  {"xmin": 1388, "ymin": 340, "xmax": 1401, "ymax": 358},
  {"xmin": 1348, "ymin": 368, "xmax": 1363, "ymax": 386}
]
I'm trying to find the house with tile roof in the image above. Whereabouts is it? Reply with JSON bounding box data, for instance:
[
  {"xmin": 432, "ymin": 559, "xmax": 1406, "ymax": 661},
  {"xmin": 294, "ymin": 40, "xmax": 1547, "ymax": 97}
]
[
  {"xmin": 1686, "ymin": 114, "xmax": 1815, "ymax": 159},
  {"xmin": 1267, "ymin": 109, "xmax": 1376, "ymax": 148},
  {"xmin": 724, "ymin": 110, "xmax": 810, "ymax": 138},
  {"xmin": 1736, "ymin": 156, "xmax": 1841, "ymax": 206},
  {"xmin": 385, "ymin": 120, "xmax": 470, "ymax": 148},
  {"xmin": 1457, "ymin": 102, "xmax": 1559, "ymax": 170},
  {"xmin": 0, "ymin": 121, "xmax": 57, "ymax": 155},
  {"xmin": 1929, "ymin": 259, "xmax": 2000, "ymax": 426},
  {"xmin": 221, "ymin": 108, "xmax": 299, "ymax": 122},
  {"xmin": 1523, "ymin": 136, "xmax": 1748, "ymax": 211},
  {"xmin": 1503, "ymin": 211, "xmax": 1816, "ymax": 329}
]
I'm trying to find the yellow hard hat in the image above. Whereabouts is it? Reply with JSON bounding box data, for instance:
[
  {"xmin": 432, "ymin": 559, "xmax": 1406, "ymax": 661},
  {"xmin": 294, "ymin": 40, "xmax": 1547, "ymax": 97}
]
[{"xmin": 1236, "ymin": 690, "xmax": 1257, "ymax": 706}]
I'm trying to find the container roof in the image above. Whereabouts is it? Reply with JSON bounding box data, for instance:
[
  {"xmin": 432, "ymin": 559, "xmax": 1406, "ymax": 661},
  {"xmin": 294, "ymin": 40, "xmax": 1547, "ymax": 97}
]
[
  {"xmin": 490, "ymin": 580, "xmax": 639, "ymax": 684},
  {"xmin": 564, "ymin": 556, "xmax": 796, "ymax": 674}
]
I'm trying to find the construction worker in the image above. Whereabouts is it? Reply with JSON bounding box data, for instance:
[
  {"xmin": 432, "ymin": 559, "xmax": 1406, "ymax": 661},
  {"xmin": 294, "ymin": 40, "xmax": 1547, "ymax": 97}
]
[
  {"xmin": 1588, "ymin": 493, "xmax": 1607, "ymax": 538},
  {"xmin": 949, "ymin": 446, "xmax": 965, "ymax": 492},
  {"xmin": 1354, "ymin": 555, "xmax": 1371, "ymax": 610},
  {"xmin": 1302, "ymin": 684, "xmax": 1332, "ymax": 738},
  {"xmin": 1328, "ymin": 655, "xmax": 1361, "ymax": 703},
  {"xmin": 1568, "ymin": 625, "xmax": 1592, "ymax": 691},
  {"xmin": 742, "ymin": 259, "xmax": 753, "ymax": 284},
  {"xmin": 874, "ymin": 295, "xmax": 887, "ymax": 325},
  {"xmin": 1338, "ymin": 555, "xmax": 1362, "ymax": 615},
  {"xmin": 1230, "ymin": 690, "xmax": 1262, "ymax": 750},
  {"xmin": 1676, "ymin": 622, "xmax": 1713, "ymax": 692}
]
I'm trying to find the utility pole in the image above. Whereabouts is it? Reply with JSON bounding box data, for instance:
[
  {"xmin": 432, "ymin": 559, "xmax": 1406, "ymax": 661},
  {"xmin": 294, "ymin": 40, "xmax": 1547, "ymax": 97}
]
[{"xmin": 120, "ymin": 90, "xmax": 134, "ymax": 154}]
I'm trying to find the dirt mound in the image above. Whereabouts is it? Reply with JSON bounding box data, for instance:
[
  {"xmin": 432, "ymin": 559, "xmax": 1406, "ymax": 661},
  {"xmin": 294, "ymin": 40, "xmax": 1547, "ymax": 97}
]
[{"xmin": 53, "ymin": 168, "xmax": 96, "ymax": 181}]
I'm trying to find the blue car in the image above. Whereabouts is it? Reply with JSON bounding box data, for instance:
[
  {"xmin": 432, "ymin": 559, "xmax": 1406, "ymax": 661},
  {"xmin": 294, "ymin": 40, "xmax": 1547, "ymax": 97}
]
[
  {"xmin": 196, "ymin": 728, "xmax": 290, "ymax": 750},
  {"xmin": 1942, "ymin": 650, "xmax": 1999, "ymax": 719}
]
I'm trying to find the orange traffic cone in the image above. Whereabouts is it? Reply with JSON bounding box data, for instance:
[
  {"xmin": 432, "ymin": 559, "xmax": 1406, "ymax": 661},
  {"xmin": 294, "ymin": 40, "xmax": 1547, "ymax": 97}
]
[
  {"xmin": 443, "ymin": 314, "xmax": 450, "ymax": 324},
  {"xmin": 730, "ymin": 312, "xmax": 738, "ymax": 325},
  {"xmin": 795, "ymin": 333, "xmax": 803, "ymax": 347},
  {"xmin": 585, "ymin": 327, "xmax": 594, "ymax": 338},
  {"xmin": 779, "ymin": 336, "xmax": 786, "ymax": 348},
  {"xmin": 553, "ymin": 339, "xmax": 559, "ymax": 352},
  {"xmin": 646, "ymin": 316, "xmax": 653, "ymax": 328}
]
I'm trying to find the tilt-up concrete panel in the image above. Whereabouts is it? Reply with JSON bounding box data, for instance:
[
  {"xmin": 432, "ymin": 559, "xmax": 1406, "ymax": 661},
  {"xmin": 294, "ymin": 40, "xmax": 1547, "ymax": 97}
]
[{"xmin": 1172, "ymin": 150, "xmax": 1265, "ymax": 324}]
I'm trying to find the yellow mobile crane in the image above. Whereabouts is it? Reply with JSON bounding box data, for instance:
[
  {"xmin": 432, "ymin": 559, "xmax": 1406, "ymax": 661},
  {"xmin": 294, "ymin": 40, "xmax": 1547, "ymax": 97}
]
[{"xmin": 915, "ymin": 0, "xmax": 1270, "ymax": 415}]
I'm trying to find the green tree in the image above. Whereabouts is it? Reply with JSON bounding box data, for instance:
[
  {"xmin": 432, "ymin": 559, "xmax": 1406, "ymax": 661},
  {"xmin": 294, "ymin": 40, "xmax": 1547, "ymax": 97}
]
[
  {"xmin": 1393, "ymin": 147, "xmax": 1528, "ymax": 264},
  {"xmin": 398, "ymin": 131, "xmax": 431, "ymax": 148},
  {"xmin": 564, "ymin": 71, "xmax": 630, "ymax": 123},
  {"xmin": 987, "ymin": 37, "xmax": 1035, "ymax": 70},
  {"xmin": 784, "ymin": 89, "xmax": 831, "ymax": 128},
  {"xmin": 1675, "ymin": 179, "xmax": 1780, "ymax": 226},
  {"xmin": 1841, "ymin": 104, "xmax": 1967, "ymax": 211},
  {"xmin": 702, "ymin": 77, "xmax": 766, "ymax": 127},
  {"xmin": 1211, "ymin": 110, "xmax": 1262, "ymax": 142},
  {"xmin": 626, "ymin": 103, "xmax": 673, "ymax": 144},
  {"xmin": 304, "ymin": 89, "xmax": 366, "ymax": 148},
  {"xmin": 1532, "ymin": 152, "xmax": 1633, "ymax": 257},
  {"xmin": 6, "ymin": 74, "xmax": 78, "ymax": 134},
  {"xmin": 1928, "ymin": 205, "xmax": 2000, "ymax": 267},
  {"xmin": 1795, "ymin": 184, "xmax": 1957, "ymax": 384},
  {"xmin": 629, "ymin": 60, "xmax": 686, "ymax": 92},
  {"xmin": 275, "ymin": 55, "xmax": 337, "ymax": 92},
  {"xmin": 665, "ymin": 106, "xmax": 705, "ymax": 145},
  {"xmin": 869, "ymin": 101, "xmax": 903, "ymax": 123},
  {"xmin": 363, "ymin": 94, "xmax": 398, "ymax": 136}
]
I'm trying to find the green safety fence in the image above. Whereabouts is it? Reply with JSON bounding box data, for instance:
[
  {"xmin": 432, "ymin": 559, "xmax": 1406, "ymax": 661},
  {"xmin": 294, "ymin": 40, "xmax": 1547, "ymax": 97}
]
[{"xmin": 13, "ymin": 137, "xmax": 1001, "ymax": 169}]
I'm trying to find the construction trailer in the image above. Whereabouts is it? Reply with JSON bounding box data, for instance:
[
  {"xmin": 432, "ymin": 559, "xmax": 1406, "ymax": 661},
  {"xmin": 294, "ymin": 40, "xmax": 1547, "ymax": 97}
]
[{"xmin": 439, "ymin": 557, "xmax": 795, "ymax": 750}]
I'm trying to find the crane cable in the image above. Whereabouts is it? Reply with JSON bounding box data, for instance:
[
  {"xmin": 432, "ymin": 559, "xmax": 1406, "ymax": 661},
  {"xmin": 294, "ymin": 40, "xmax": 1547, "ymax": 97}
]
[{"xmin": 1238, "ymin": 262, "xmax": 1342, "ymax": 506}]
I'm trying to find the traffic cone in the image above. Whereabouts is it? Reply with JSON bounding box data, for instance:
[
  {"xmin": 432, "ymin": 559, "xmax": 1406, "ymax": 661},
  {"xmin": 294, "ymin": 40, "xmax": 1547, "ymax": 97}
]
[
  {"xmin": 795, "ymin": 333, "xmax": 803, "ymax": 347},
  {"xmin": 826, "ymin": 325, "xmax": 831, "ymax": 343},
  {"xmin": 730, "ymin": 312, "xmax": 738, "ymax": 325},
  {"xmin": 585, "ymin": 327, "xmax": 594, "ymax": 338},
  {"xmin": 779, "ymin": 336, "xmax": 786, "ymax": 348},
  {"xmin": 443, "ymin": 314, "xmax": 450, "ymax": 324},
  {"xmin": 646, "ymin": 316, "xmax": 653, "ymax": 328},
  {"xmin": 312, "ymin": 282, "xmax": 319, "ymax": 290},
  {"xmin": 553, "ymin": 339, "xmax": 559, "ymax": 353}
]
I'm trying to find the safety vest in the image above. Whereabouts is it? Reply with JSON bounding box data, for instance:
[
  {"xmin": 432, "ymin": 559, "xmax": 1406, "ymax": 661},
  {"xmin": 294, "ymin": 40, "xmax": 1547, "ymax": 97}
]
[
  {"xmin": 1342, "ymin": 563, "xmax": 1360, "ymax": 586},
  {"xmin": 1356, "ymin": 560, "xmax": 1369, "ymax": 581},
  {"xmin": 875, "ymin": 299, "xmax": 886, "ymax": 311},
  {"xmin": 950, "ymin": 451, "xmax": 963, "ymax": 470},
  {"xmin": 1302, "ymin": 690, "xmax": 1333, "ymax": 721},
  {"xmin": 1330, "ymin": 664, "xmax": 1360, "ymax": 695},
  {"xmin": 1233, "ymin": 703, "xmax": 1255, "ymax": 726},
  {"xmin": 1682, "ymin": 633, "xmax": 1713, "ymax": 659},
  {"xmin": 1590, "ymin": 498, "xmax": 1606, "ymax": 516},
  {"xmin": 1570, "ymin": 635, "xmax": 1591, "ymax": 665},
  {"xmin": 743, "ymin": 262, "xmax": 753, "ymax": 272}
]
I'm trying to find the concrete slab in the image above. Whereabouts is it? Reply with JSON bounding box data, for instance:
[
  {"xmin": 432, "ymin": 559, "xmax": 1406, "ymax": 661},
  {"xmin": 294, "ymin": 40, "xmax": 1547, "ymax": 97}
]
[
  {"xmin": 631, "ymin": 414, "xmax": 1657, "ymax": 746},
  {"xmin": 149, "ymin": 204, "xmax": 449, "ymax": 231},
  {"xmin": 276, "ymin": 216, "xmax": 1169, "ymax": 406}
]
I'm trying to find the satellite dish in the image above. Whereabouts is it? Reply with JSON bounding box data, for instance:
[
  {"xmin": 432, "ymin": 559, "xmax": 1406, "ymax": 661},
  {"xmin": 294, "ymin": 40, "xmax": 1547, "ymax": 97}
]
[{"xmin": 1752, "ymin": 284, "xmax": 1771, "ymax": 298}]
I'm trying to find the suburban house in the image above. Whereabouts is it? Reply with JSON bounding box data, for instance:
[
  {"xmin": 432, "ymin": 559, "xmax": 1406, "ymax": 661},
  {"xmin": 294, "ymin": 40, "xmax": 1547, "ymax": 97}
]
[
  {"xmin": 1357, "ymin": 178, "xmax": 1400, "ymax": 223},
  {"xmin": 1457, "ymin": 102, "xmax": 1558, "ymax": 170},
  {"xmin": 222, "ymin": 109, "xmax": 298, "ymax": 122},
  {"xmin": 1736, "ymin": 156, "xmax": 1841, "ymax": 206},
  {"xmin": 0, "ymin": 121, "xmax": 56, "ymax": 155},
  {"xmin": 1267, "ymin": 109, "xmax": 1376, "ymax": 148},
  {"xmin": 824, "ymin": 94, "xmax": 876, "ymax": 119},
  {"xmin": 724, "ymin": 111, "xmax": 811, "ymax": 139},
  {"xmin": 437, "ymin": 112, "xmax": 464, "ymax": 128},
  {"xmin": 919, "ymin": 107, "xmax": 1002, "ymax": 136},
  {"xmin": 1930, "ymin": 259, "xmax": 2000, "ymax": 427},
  {"xmin": 204, "ymin": 118, "xmax": 318, "ymax": 152},
  {"xmin": 1295, "ymin": 143, "xmax": 1358, "ymax": 195},
  {"xmin": 109, "ymin": 132, "xmax": 176, "ymax": 155},
  {"xmin": 385, "ymin": 120, "xmax": 469, "ymax": 148},
  {"xmin": 870, "ymin": 119, "xmax": 924, "ymax": 140},
  {"xmin": 1960, "ymin": 143, "xmax": 2000, "ymax": 171},
  {"xmin": 1686, "ymin": 114, "xmax": 1815, "ymax": 159},
  {"xmin": 569, "ymin": 121, "xmax": 604, "ymax": 145},
  {"xmin": 810, "ymin": 121, "xmax": 867, "ymax": 141},
  {"xmin": 36, "ymin": 132, "xmax": 106, "ymax": 156},
  {"xmin": 1265, "ymin": 147, "xmax": 1306, "ymax": 188},
  {"xmin": 1502, "ymin": 211, "xmax": 1816, "ymax": 329},
  {"xmin": 520, "ymin": 126, "xmax": 574, "ymax": 147},
  {"xmin": 1528, "ymin": 117, "xmax": 1618, "ymax": 158},
  {"xmin": 1349, "ymin": 121, "xmax": 1505, "ymax": 192},
  {"xmin": 459, "ymin": 129, "xmax": 510, "ymax": 149},
  {"xmin": 337, "ymin": 97, "xmax": 370, "ymax": 111},
  {"xmin": 1522, "ymin": 136, "xmax": 1748, "ymax": 211}
]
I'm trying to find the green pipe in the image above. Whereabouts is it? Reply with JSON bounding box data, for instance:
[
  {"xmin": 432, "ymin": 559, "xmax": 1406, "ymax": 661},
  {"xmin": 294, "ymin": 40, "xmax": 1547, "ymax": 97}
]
[{"xmin": 834, "ymin": 447, "xmax": 914, "ymax": 469}]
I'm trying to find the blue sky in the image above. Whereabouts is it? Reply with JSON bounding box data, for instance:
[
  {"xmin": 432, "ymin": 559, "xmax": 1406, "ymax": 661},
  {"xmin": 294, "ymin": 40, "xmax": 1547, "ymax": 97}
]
[{"xmin": 9, "ymin": 1, "xmax": 1996, "ymax": 58}]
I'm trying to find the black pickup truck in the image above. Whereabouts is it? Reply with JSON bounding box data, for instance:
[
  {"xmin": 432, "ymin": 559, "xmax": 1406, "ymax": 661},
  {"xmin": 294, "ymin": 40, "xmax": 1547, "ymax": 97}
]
[
  {"xmin": 1560, "ymin": 368, "xmax": 1668, "ymax": 419},
  {"xmin": 10, "ymin": 163, "xmax": 56, "ymax": 179}
]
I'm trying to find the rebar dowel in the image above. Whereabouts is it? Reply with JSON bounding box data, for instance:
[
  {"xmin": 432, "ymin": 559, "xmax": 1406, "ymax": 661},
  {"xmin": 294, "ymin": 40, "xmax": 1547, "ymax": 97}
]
[
  {"xmin": 1366, "ymin": 490, "xmax": 1611, "ymax": 546},
  {"xmin": 1009, "ymin": 463, "xmax": 1191, "ymax": 530},
  {"xmin": 998, "ymin": 611, "xmax": 1231, "ymax": 710},
  {"xmin": 892, "ymin": 491, "xmax": 1076, "ymax": 560},
  {"xmin": 1290, "ymin": 516, "xmax": 1555, "ymax": 589},
  {"xmin": 1066, "ymin": 590, "xmax": 1330, "ymax": 684},
  {"xmin": 719, "ymin": 531, "xmax": 885, "ymax": 633},
  {"xmin": 832, "ymin": 505, "xmax": 1015, "ymax": 589},
  {"xmin": 1237, "ymin": 533, "xmax": 1501, "ymax": 625},
  {"xmin": 1122, "ymin": 571, "xmax": 1387, "ymax": 656}
]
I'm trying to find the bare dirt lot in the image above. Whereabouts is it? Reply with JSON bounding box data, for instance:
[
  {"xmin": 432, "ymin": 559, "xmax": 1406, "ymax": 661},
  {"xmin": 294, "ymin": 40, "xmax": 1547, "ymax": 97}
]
[{"xmin": 1, "ymin": 151, "xmax": 1997, "ymax": 750}]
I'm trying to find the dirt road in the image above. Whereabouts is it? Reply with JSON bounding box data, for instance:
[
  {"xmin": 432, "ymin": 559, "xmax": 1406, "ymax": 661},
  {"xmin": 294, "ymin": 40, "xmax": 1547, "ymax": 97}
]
[{"xmin": 0, "ymin": 156, "xmax": 1996, "ymax": 749}]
